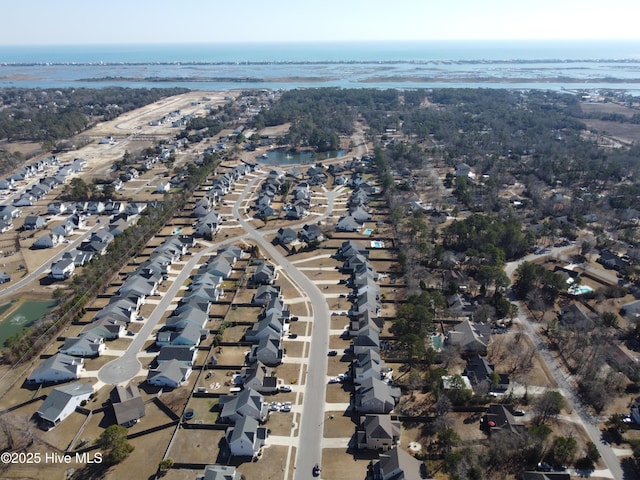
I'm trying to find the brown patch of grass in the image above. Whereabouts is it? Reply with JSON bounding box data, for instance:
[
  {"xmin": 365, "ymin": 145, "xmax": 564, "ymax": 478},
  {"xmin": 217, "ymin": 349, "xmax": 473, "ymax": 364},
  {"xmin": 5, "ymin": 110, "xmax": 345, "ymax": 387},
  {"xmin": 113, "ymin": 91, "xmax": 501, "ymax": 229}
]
[{"xmin": 321, "ymin": 448, "xmax": 370, "ymax": 480}]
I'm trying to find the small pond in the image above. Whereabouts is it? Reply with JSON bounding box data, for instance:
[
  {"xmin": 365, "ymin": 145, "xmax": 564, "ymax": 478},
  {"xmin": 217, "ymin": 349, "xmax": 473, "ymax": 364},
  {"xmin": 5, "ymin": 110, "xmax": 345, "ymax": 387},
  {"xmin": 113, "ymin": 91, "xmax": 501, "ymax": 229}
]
[
  {"xmin": 0, "ymin": 299, "xmax": 58, "ymax": 346},
  {"xmin": 257, "ymin": 149, "xmax": 346, "ymax": 166}
]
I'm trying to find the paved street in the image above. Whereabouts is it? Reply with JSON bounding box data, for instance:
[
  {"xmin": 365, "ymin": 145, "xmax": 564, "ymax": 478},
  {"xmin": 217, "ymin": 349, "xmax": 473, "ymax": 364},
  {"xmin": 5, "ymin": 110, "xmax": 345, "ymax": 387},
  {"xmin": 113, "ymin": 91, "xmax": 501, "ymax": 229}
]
[{"xmin": 232, "ymin": 173, "xmax": 339, "ymax": 480}]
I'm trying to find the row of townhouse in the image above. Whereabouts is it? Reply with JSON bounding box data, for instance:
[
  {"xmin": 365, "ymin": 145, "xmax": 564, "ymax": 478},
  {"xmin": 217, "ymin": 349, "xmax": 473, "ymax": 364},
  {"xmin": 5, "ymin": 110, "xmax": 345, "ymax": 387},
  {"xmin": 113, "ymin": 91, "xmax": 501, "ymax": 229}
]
[
  {"xmin": 147, "ymin": 245, "xmax": 243, "ymax": 388},
  {"xmin": 336, "ymin": 174, "xmax": 374, "ymax": 232},
  {"xmin": 335, "ymin": 239, "xmax": 428, "ymax": 479},
  {"xmin": 28, "ymin": 235, "xmax": 196, "ymax": 386}
]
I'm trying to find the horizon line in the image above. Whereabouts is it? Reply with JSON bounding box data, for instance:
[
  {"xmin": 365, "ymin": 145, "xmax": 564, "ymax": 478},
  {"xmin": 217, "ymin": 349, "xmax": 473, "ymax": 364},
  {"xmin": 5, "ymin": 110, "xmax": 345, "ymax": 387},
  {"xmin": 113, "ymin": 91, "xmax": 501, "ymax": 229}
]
[{"xmin": 2, "ymin": 38, "xmax": 640, "ymax": 48}]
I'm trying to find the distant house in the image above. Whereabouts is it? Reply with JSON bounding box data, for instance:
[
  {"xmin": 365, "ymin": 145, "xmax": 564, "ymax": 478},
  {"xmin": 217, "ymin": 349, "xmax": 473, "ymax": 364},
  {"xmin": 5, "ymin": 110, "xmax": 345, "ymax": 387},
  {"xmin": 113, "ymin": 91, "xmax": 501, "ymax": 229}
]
[
  {"xmin": 252, "ymin": 285, "xmax": 281, "ymax": 305},
  {"xmin": 27, "ymin": 353, "xmax": 83, "ymax": 384},
  {"xmin": 276, "ymin": 227, "xmax": 297, "ymax": 245},
  {"xmin": 356, "ymin": 414, "xmax": 401, "ymax": 451},
  {"xmin": 110, "ymin": 385, "xmax": 146, "ymax": 427},
  {"xmin": 337, "ymin": 215, "xmax": 362, "ymax": 232},
  {"xmin": 621, "ymin": 299, "xmax": 640, "ymax": 319},
  {"xmin": 205, "ymin": 258, "xmax": 233, "ymax": 279},
  {"xmin": 371, "ymin": 446, "xmax": 428, "ymax": 480},
  {"xmin": 598, "ymin": 250, "xmax": 629, "ymax": 271},
  {"xmin": 299, "ymin": 224, "xmax": 325, "ymax": 243},
  {"xmin": 23, "ymin": 215, "xmax": 45, "ymax": 230},
  {"xmin": 33, "ymin": 233, "xmax": 62, "ymax": 249},
  {"xmin": 0, "ymin": 271, "xmax": 11, "ymax": 284},
  {"xmin": 226, "ymin": 416, "xmax": 267, "ymax": 458},
  {"xmin": 36, "ymin": 382, "xmax": 93, "ymax": 430},
  {"xmin": 559, "ymin": 303, "xmax": 595, "ymax": 331},
  {"xmin": 252, "ymin": 262, "xmax": 276, "ymax": 285}
]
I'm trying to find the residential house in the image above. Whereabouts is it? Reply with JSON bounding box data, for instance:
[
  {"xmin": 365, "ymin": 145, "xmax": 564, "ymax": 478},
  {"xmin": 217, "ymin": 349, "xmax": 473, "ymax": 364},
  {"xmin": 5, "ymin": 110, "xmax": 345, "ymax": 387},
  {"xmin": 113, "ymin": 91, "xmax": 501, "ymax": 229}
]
[
  {"xmin": 36, "ymin": 382, "xmax": 93, "ymax": 430},
  {"xmin": 240, "ymin": 361, "xmax": 278, "ymax": 394},
  {"xmin": 247, "ymin": 336, "xmax": 283, "ymax": 367},
  {"xmin": 447, "ymin": 320, "xmax": 492, "ymax": 356},
  {"xmin": 355, "ymin": 377, "xmax": 401, "ymax": 414},
  {"xmin": 226, "ymin": 416, "xmax": 267, "ymax": 458},
  {"xmin": 60, "ymin": 332, "xmax": 105, "ymax": 358},
  {"xmin": 353, "ymin": 326, "xmax": 381, "ymax": 356},
  {"xmin": 147, "ymin": 359, "xmax": 192, "ymax": 388},
  {"xmin": 336, "ymin": 215, "xmax": 362, "ymax": 232},
  {"xmin": 252, "ymin": 262, "xmax": 276, "ymax": 285},
  {"xmin": 252, "ymin": 285, "xmax": 281, "ymax": 305},
  {"xmin": 357, "ymin": 414, "xmax": 401, "ymax": 451},
  {"xmin": 371, "ymin": 446, "xmax": 428, "ymax": 480},
  {"xmin": 81, "ymin": 317, "xmax": 126, "ymax": 340},
  {"xmin": 299, "ymin": 224, "xmax": 324, "ymax": 243},
  {"xmin": 87, "ymin": 201, "xmax": 106, "ymax": 215},
  {"xmin": 197, "ymin": 465, "xmax": 241, "ymax": 480},
  {"xmin": 482, "ymin": 404, "xmax": 526, "ymax": 435},
  {"xmin": 245, "ymin": 313, "xmax": 285, "ymax": 342},
  {"xmin": 110, "ymin": 385, "xmax": 146, "ymax": 427},
  {"xmin": 276, "ymin": 227, "xmax": 298, "ymax": 245},
  {"xmin": 157, "ymin": 346, "xmax": 197, "ymax": 366},
  {"xmin": 559, "ymin": 303, "xmax": 596, "ymax": 331},
  {"xmin": 23, "ymin": 215, "xmax": 45, "ymax": 230},
  {"xmin": 52, "ymin": 222, "xmax": 75, "ymax": 237},
  {"xmin": 219, "ymin": 388, "xmax": 268, "ymax": 423},
  {"xmin": 166, "ymin": 306, "xmax": 209, "ymax": 330},
  {"xmin": 204, "ymin": 257, "xmax": 233, "ymax": 279},
  {"xmin": 621, "ymin": 299, "xmax": 640, "ymax": 319},
  {"xmin": 33, "ymin": 233, "xmax": 62, "ymax": 249},
  {"xmin": 598, "ymin": 250, "xmax": 629, "ymax": 271},
  {"xmin": 156, "ymin": 323, "xmax": 204, "ymax": 347},
  {"xmin": 464, "ymin": 354, "xmax": 509, "ymax": 393},
  {"xmin": 48, "ymin": 202, "xmax": 68, "ymax": 215},
  {"xmin": 27, "ymin": 353, "xmax": 84, "ymax": 384}
]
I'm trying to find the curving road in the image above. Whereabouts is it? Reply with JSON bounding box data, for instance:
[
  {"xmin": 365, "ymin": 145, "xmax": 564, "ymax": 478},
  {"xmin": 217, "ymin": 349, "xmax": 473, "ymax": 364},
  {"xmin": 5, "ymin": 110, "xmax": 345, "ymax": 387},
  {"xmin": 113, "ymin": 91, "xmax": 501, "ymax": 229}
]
[
  {"xmin": 505, "ymin": 250, "xmax": 623, "ymax": 479},
  {"xmin": 232, "ymin": 173, "xmax": 338, "ymax": 480}
]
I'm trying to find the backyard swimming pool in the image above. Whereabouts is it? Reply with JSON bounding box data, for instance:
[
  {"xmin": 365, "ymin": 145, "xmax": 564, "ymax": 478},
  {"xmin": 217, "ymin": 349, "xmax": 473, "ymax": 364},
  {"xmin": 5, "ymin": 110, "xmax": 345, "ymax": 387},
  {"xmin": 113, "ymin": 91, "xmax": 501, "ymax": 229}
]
[
  {"xmin": 363, "ymin": 228, "xmax": 373, "ymax": 236},
  {"xmin": 568, "ymin": 284, "xmax": 594, "ymax": 296}
]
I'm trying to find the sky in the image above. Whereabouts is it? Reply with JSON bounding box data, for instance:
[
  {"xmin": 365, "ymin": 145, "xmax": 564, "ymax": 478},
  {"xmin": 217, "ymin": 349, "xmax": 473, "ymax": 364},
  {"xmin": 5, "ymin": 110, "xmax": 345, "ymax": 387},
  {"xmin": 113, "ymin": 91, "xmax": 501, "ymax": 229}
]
[{"xmin": 2, "ymin": 0, "xmax": 640, "ymax": 46}]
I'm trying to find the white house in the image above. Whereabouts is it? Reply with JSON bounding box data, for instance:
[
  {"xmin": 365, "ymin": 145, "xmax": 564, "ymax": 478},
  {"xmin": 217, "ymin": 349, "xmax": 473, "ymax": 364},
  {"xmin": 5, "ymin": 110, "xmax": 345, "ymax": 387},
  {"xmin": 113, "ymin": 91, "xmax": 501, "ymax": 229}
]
[
  {"xmin": 27, "ymin": 353, "xmax": 83, "ymax": 384},
  {"xmin": 226, "ymin": 416, "xmax": 267, "ymax": 458},
  {"xmin": 36, "ymin": 382, "xmax": 93, "ymax": 430},
  {"xmin": 50, "ymin": 258, "xmax": 76, "ymax": 280},
  {"xmin": 60, "ymin": 332, "xmax": 105, "ymax": 357}
]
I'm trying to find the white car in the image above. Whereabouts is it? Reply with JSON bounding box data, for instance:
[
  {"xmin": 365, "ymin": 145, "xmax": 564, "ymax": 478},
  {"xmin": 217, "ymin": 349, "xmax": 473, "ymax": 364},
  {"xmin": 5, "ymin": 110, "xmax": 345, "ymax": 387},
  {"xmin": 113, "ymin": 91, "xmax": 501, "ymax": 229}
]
[
  {"xmin": 328, "ymin": 377, "xmax": 340, "ymax": 384},
  {"xmin": 279, "ymin": 385, "xmax": 292, "ymax": 393}
]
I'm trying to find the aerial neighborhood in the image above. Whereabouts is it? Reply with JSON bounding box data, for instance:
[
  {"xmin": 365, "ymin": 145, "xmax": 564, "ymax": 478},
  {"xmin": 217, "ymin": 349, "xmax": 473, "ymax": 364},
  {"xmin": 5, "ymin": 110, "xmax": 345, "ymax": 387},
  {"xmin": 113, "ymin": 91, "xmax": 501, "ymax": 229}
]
[{"xmin": 0, "ymin": 86, "xmax": 640, "ymax": 480}]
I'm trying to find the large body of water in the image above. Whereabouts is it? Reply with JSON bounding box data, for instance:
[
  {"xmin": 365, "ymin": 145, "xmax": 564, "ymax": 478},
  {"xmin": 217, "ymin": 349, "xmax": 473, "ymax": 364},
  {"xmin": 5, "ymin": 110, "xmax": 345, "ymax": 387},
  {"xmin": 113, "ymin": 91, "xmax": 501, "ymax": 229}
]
[{"xmin": 1, "ymin": 40, "xmax": 640, "ymax": 93}]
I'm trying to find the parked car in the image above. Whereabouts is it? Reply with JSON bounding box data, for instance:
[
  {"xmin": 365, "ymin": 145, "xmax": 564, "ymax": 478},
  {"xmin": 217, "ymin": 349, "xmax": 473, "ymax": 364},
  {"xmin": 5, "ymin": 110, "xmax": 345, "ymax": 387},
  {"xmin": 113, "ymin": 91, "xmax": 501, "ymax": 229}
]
[
  {"xmin": 279, "ymin": 385, "xmax": 292, "ymax": 393},
  {"xmin": 327, "ymin": 350, "xmax": 338, "ymax": 356}
]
